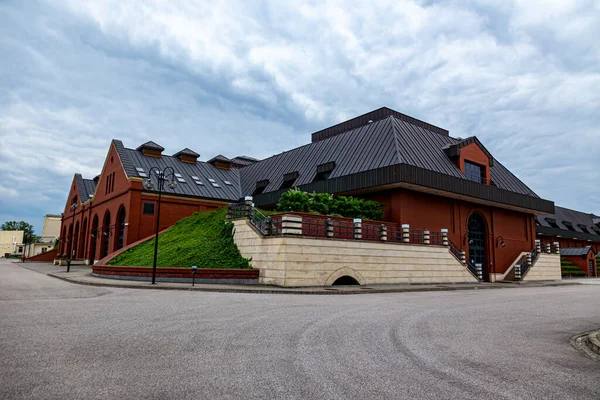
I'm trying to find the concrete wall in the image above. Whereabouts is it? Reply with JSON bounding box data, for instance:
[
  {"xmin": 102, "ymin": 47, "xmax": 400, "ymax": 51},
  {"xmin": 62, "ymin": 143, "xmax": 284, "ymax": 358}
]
[
  {"xmin": 523, "ymin": 253, "xmax": 561, "ymax": 281},
  {"xmin": 0, "ymin": 231, "xmax": 24, "ymax": 256},
  {"xmin": 233, "ymin": 220, "xmax": 478, "ymax": 287},
  {"xmin": 42, "ymin": 215, "xmax": 61, "ymax": 239}
]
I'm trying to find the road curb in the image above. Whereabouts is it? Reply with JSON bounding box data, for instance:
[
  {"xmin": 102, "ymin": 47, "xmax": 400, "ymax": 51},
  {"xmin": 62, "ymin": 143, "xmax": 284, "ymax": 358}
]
[
  {"xmin": 45, "ymin": 271, "xmax": 580, "ymax": 295},
  {"xmin": 570, "ymin": 330, "xmax": 600, "ymax": 361}
]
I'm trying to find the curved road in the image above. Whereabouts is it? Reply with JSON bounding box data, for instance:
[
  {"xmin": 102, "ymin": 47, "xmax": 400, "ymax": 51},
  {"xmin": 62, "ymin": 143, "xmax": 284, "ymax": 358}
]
[{"xmin": 1, "ymin": 259, "xmax": 599, "ymax": 399}]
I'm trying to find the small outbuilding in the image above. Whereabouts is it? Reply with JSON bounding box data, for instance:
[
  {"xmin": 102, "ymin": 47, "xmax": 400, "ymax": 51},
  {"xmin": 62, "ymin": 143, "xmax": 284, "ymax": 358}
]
[{"xmin": 560, "ymin": 246, "xmax": 597, "ymax": 277}]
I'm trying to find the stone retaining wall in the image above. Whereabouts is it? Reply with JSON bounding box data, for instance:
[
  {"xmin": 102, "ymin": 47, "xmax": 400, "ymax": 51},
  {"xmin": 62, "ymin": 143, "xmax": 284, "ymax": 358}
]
[
  {"xmin": 523, "ymin": 253, "xmax": 562, "ymax": 281},
  {"xmin": 233, "ymin": 219, "xmax": 478, "ymax": 287}
]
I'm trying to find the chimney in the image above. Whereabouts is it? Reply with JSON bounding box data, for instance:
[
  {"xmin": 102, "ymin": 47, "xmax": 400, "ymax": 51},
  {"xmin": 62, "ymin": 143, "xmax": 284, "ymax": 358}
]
[
  {"xmin": 173, "ymin": 148, "xmax": 200, "ymax": 164},
  {"xmin": 136, "ymin": 141, "xmax": 164, "ymax": 158}
]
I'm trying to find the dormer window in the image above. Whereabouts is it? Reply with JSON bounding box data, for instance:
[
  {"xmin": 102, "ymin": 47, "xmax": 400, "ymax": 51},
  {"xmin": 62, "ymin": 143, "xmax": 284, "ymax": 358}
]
[
  {"xmin": 314, "ymin": 162, "xmax": 335, "ymax": 182},
  {"xmin": 545, "ymin": 218, "xmax": 559, "ymax": 228},
  {"xmin": 136, "ymin": 141, "xmax": 164, "ymax": 158},
  {"xmin": 578, "ymin": 224, "xmax": 590, "ymax": 234},
  {"xmin": 464, "ymin": 161, "xmax": 485, "ymax": 184},
  {"xmin": 253, "ymin": 179, "xmax": 269, "ymax": 196},
  {"xmin": 562, "ymin": 221, "xmax": 575, "ymax": 231},
  {"xmin": 281, "ymin": 171, "xmax": 299, "ymax": 189}
]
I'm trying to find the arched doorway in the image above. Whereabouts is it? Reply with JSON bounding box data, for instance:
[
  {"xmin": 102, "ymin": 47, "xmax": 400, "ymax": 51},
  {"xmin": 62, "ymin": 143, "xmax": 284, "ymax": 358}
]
[
  {"xmin": 73, "ymin": 222, "xmax": 80, "ymax": 259},
  {"xmin": 115, "ymin": 206, "xmax": 126, "ymax": 250},
  {"xmin": 60, "ymin": 226, "xmax": 66, "ymax": 254},
  {"xmin": 79, "ymin": 218, "xmax": 88, "ymax": 259},
  {"xmin": 67, "ymin": 224, "xmax": 73, "ymax": 258},
  {"xmin": 468, "ymin": 213, "xmax": 488, "ymax": 281},
  {"xmin": 100, "ymin": 211, "xmax": 111, "ymax": 259},
  {"xmin": 90, "ymin": 215, "xmax": 98, "ymax": 263}
]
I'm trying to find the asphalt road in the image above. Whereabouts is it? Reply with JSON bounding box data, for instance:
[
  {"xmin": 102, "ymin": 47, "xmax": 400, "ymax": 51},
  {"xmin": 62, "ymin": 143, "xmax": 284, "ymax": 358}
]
[{"xmin": 1, "ymin": 259, "xmax": 599, "ymax": 400}]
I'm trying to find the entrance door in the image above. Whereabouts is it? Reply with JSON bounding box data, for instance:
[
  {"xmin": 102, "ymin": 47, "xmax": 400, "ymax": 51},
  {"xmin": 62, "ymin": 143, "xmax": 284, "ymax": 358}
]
[
  {"xmin": 468, "ymin": 213, "xmax": 488, "ymax": 281},
  {"xmin": 590, "ymin": 259, "xmax": 595, "ymax": 277}
]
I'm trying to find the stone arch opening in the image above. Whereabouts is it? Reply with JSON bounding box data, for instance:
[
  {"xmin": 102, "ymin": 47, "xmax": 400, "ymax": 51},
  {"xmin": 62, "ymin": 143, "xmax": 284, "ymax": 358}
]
[{"xmin": 332, "ymin": 276, "xmax": 360, "ymax": 286}]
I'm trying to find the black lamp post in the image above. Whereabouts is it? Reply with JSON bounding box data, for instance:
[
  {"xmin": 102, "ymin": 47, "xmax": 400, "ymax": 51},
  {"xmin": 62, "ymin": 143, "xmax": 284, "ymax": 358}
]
[{"xmin": 143, "ymin": 167, "xmax": 177, "ymax": 284}]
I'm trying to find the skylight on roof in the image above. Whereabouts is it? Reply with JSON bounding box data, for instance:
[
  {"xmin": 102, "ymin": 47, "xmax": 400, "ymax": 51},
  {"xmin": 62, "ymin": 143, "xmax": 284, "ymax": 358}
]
[
  {"xmin": 208, "ymin": 178, "xmax": 216, "ymax": 183},
  {"xmin": 135, "ymin": 167, "xmax": 147, "ymax": 178},
  {"xmin": 191, "ymin": 176, "xmax": 200, "ymax": 180},
  {"xmin": 211, "ymin": 182, "xmax": 221, "ymax": 188},
  {"xmin": 194, "ymin": 180, "xmax": 204, "ymax": 185},
  {"xmin": 224, "ymin": 181, "xmax": 232, "ymax": 186},
  {"xmin": 176, "ymin": 177, "xmax": 186, "ymax": 183},
  {"xmin": 174, "ymin": 173, "xmax": 183, "ymax": 178}
]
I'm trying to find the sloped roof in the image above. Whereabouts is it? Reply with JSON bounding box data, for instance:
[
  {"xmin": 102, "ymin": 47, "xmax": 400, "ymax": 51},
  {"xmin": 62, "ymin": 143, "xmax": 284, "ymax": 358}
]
[
  {"xmin": 537, "ymin": 206, "xmax": 600, "ymax": 236},
  {"xmin": 114, "ymin": 140, "xmax": 241, "ymax": 201},
  {"xmin": 74, "ymin": 174, "xmax": 97, "ymax": 202},
  {"xmin": 239, "ymin": 115, "xmax": 539, "ymax": 199},
  {"xmin": 560, "ymin": 246, "xmax": 594, "ymax": 257}
]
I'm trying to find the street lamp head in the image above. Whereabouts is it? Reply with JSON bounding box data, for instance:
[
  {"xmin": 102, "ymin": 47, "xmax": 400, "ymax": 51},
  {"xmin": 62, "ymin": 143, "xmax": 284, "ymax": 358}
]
[
  {"xmin": 143, "ymin": 178, "xmax": 154, "ymax": 190},
  {"xmin": 168, "ymin": 180, "xmax": 177, "ymax": 190}
]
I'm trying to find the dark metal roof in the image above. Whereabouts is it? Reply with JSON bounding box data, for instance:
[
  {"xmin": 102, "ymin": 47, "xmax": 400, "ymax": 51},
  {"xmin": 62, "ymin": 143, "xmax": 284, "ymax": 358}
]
[
  {"xmin": 173, "ymin": 148, "xmax": 200, "ymax": 158},
  {"xmin": 74, "ymin": 174, "xmax": 97, "ymax": 202},
  {"xmin": 311, "ymin": 106, "xmax": 449, "ymax": 142},
  {"xmin": 114, "ymin": 141, "xmax": 241, "ymax": 201},
  {"xmin": 560, "ymin": 246, "xmax": 593, "ymax": 257},
  {"xmin": 240, "ymin": 113, "xmax": 545, "ymax": 211},
  {"xmin": 536, "ymin": 206, "xmax": 600, "ymax": 240},
  {"xmin": 136, "ymin": 141, "xmax": 164, "ymax": 151}
]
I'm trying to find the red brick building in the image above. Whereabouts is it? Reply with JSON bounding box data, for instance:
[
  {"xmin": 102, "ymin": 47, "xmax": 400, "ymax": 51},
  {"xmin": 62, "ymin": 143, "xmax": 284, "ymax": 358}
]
[
  {"xmin": 560, "ymin": 247, "xmax": 597, "ymax": 277},
  {"xmin": 536, "ymin": 206, "xmax": 600, "ymax": 277},
  {"xmin": 59, "ymin": 107, "xmax": 555, "ymax": 281},
  {"xmin": 58, "ymin": 141, "xmax": 253, "ymax": 263}
]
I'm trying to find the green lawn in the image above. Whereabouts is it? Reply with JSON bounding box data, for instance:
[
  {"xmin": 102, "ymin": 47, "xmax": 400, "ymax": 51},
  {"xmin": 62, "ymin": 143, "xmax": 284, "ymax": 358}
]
[{"xmin": 107, "ymin": 208, "xmax": 251, "ymax": 269}]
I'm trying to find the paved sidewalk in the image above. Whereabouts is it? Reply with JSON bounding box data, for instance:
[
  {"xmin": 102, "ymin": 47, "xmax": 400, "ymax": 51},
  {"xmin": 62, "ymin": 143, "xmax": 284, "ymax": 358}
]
[{"xmin": 17, "ymin": 261, "xmax": 589, "ymax": 295}]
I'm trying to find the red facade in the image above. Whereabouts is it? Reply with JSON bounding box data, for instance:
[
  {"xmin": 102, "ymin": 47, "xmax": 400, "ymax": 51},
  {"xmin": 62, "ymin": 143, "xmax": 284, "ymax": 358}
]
[{"xmin": 59, "ymin": 144, "xmax": 227, "ymax": 263}]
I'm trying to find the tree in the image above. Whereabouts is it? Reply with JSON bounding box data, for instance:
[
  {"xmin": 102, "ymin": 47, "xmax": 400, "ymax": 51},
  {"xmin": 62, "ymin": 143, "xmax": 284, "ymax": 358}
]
[{"xmin": 1, "ymin": 221, "xmax": 36, "ymax": 244}]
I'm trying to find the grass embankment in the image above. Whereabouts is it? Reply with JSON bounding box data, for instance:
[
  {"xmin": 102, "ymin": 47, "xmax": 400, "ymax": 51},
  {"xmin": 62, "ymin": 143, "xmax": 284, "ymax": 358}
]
[{"xmin": 108, "ymin": 208, "xmax": 251, "ymax": 269}]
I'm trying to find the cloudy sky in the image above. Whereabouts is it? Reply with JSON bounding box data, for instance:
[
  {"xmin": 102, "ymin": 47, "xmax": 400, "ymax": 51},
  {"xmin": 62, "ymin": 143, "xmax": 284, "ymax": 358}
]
[{"xmin": 1, "ymin": 0, "xmax": 599, "ymax": 233}]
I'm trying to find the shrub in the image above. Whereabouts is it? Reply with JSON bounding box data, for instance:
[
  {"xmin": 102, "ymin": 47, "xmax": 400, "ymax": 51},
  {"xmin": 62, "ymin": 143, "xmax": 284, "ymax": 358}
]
[
  {"xmin": 309, "ymin": 192, "xmax": 334, "ymax": 215},
  {"xmin": 276, "ymin": 189, "xmax": 384, "ymax": 221},
  {"xmin": 277, "ymin": 188, "xmax": 310, "ymax": 212}
]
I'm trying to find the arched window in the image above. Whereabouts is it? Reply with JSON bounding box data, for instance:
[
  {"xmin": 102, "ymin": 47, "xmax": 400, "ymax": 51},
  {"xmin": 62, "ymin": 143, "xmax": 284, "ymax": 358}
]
[
  {"xmin": 90, "ymin": 215, "xmax": 99, "ymax": 263},
  {"xmin": 100, "ymin": 211, "xmax": 111, "ymax": 258},
  {"xmin": 79, "ymin": 218, "xmax": 88, "ymax": 259},
  {"xmin": 115, "ymin": 206, "xmax": 126, "ymax": 250},
  {"xmin": 67, "ymin": 224, "xmax": 73, "ymax": 258},
  {"xmin": 73, "ymin": 222, "xmax": 80, "ymax": 259}
]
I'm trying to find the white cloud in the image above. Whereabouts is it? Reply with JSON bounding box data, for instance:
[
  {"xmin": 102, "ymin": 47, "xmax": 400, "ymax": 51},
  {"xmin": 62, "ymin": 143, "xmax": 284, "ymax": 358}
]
[{"xmin": 0, "ymin": 0, "xmax": 599, "ymax": 233}]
